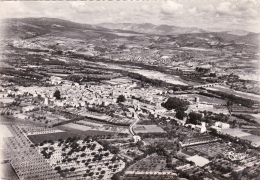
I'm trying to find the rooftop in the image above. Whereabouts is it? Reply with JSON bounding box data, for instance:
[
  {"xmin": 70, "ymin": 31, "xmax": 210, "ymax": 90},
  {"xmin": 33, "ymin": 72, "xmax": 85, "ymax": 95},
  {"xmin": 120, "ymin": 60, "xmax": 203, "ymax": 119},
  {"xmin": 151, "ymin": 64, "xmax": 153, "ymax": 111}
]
[{"xmin": 187, "ymin": 155, "xmax": 210, "ymax": 167}]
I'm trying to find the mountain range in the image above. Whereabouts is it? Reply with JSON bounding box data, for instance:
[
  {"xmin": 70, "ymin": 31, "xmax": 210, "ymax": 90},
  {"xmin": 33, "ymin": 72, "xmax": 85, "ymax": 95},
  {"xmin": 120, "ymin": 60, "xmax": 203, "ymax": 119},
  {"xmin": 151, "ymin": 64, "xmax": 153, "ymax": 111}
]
[
  {"xmin": 98, "ymin": 23, "xmax": 206, "ymax": 35},
  {"xmin": 1, "ymin": 18, "xmax": 259, "ymax": 47}
]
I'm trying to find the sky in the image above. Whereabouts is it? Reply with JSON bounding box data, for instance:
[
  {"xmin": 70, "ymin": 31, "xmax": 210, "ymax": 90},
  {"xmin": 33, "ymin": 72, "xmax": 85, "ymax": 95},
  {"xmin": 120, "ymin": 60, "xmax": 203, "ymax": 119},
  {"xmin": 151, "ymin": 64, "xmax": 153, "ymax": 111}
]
[{"xmin": 0, "ymin": 0, "xmax": 260, "ymax": 33}]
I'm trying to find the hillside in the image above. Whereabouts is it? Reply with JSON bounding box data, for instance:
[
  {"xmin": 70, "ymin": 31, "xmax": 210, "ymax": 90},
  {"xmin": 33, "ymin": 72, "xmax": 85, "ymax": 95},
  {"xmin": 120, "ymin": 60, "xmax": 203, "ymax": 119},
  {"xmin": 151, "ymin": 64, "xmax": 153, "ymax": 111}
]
[
  {"xmin": 98, "ymin": 23, "xmax": 206, "ymax": 35},
  {"xmin": 2, "ymin": 18, "xmax": 120, "ymax": 40}
]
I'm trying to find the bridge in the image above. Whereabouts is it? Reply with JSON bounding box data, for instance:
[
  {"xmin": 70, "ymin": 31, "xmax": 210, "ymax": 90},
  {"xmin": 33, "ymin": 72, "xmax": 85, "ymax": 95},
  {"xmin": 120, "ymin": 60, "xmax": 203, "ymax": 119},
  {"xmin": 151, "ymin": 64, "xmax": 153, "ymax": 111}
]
[{"xmin": 193, "ymin": 83, "xmax": 222, "ymax": 89}]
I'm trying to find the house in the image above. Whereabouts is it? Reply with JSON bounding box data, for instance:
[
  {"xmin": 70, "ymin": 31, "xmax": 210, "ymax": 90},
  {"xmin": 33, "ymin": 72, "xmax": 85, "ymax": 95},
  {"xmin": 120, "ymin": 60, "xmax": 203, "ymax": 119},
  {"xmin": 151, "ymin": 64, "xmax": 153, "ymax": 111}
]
[
  {"xmin": 22, "ymin": 105, "xmax": 37, "ymax": 112},
  {"xmin": 186, "ymin": 122, "xmax": 207, "ymax": 133},
  {"xmin": 215, "ymin": 122, "xmax": 230, "ymax": 129},
  {"xmin": 54, "ymin": 101, "xmax": 64, "ymax": 107},
  {"xmin": 50, "ymin": 76, "xmax": 62, "ymax": 85},
  {"xmin": 133, "ymin": 135, "xmax": 141, "ymax": 143},
  {"xmin": 195, "ymin": 122, "xmax": 207, "ymax": 133},
  {"xmin": 186, "ymin": 155, "xmax": 210, "ymax": 167}
]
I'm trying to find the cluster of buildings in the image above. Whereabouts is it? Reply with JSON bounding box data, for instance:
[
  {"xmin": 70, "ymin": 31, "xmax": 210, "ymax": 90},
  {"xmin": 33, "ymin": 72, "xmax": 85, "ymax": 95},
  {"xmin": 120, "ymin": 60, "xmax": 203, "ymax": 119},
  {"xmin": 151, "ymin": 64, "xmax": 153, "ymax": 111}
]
[{"xmin": 2, "ymin": 19, "xmax": 260, "ymax": 180}]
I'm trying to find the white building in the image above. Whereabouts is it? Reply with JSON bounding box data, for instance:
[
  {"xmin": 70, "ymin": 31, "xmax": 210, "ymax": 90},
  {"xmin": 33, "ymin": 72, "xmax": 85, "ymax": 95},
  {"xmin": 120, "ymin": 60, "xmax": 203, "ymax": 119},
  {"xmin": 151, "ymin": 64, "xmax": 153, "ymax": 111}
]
[
  {"xmin": 133, "ymin": 135, "xmax": 141, "ymax": 143},
  {"xmin": 22, "ymin": 105, "xmax": 37, "ymax": 112},
  {"xmin": 215, "ymin": 122, "xmax": 230, "ymax": 129}
]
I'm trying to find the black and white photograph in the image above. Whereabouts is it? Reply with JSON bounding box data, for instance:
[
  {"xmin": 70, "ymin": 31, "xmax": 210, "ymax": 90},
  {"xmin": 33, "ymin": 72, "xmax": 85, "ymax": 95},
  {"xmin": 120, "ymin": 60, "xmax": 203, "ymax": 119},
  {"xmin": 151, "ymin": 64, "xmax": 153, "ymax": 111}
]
[{"xmin": 0, "ymin": 0, "xmax": 260, "ymax": 179}]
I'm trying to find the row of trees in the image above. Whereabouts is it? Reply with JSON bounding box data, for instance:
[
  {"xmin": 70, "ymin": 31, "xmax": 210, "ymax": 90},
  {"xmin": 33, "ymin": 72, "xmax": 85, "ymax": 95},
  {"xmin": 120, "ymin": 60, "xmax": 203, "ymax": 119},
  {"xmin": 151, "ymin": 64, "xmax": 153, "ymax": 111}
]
[
  {"xmin": 209, "ymin": 128, "xmax": 255, "ymax": 150},
  {"xmin": 208, "ymin": 90, "xmax": 256, "ymax": 108}
]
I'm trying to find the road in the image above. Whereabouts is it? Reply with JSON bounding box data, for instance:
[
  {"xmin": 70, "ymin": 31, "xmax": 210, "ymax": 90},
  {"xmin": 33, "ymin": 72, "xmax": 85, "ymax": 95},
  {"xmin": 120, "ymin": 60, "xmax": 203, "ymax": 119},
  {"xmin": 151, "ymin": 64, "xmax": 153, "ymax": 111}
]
[{"xmin": 129, "ymin": 110, "xmax": 140, "ymax": 136}]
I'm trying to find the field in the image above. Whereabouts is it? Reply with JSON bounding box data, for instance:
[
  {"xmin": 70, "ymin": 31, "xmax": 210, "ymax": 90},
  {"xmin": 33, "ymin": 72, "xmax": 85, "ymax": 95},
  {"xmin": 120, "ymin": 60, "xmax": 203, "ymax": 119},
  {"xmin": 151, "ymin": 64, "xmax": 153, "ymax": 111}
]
[
  {"xmin": 189, "ymin": 142, "xmax": 230, "ymax": 158},
  {"xmin": 61, "ymin": 123, "xmax": 92, "ymax": 131},
  {"xmin": 239, "ymin": 135, "xmax": 260, "ymax": 147},
  {"xmin": 28, "ymin": 132, "xmax": 77, "ymax": 144},
  {"xmin": 103, "ymin": 77, "xmax": 133, "ymax": 86},
  {"xmin": 58, "ymin": 124, "xmax": 118, "ymax": 137},
  {"xmin": 0, "ymin": 163, "xmax": 19, "ymax": 180},
  {"xmin": 126, "ymin": 154, "xmax": 176, "ymax": 175},
  {"xmin": 134, "ymin": 125, "xmax": 165, "ymax": 134},
  {"xmin": 112, "ymin": 32, "xmax": 144, "ymax": 37},
  {"xmin": 207, "ymin": 86, "xmax": 260, "ymax": 101},
  {"xmin": 70, "ymin": 121, "xmax": 129, "ymax": 134},
  {"xmin": 82, "ymin": 130, "xmax": 116, "ymax": 136},
  {"xmin": 181, "ymin": 47, "xmax": 213, "ymax": 51},
  {"xmin": 0, "ymin": 125, "xmax": 13, "ymax": 137},
  {"xmin": 77, "ymin": 120, "xmax": 103, "ymax": 127},
  {"xmin": 221, "ymin": 128, "xmax": 252, "ymax": 138},
  {"xmin": 180, "ymin": 94, "xmax": 226, "ymax": 105},
  {"xmin": 221, "ymin": 128, "xmax": 260, "ymax": 147},
  {"xmin": 245, "ymin": 128, "xmax": 260, "ymax": 136},
  {"xmin": 132, "ymin": 69, "xmax": 188, "ymax": 86},
  {"xmin": 186, "ymin": 155, "xmax": 210, "ymax": 167},
  {"xmin": 248, "ymin": 114, "xmax": 260, "ymax": 124}
]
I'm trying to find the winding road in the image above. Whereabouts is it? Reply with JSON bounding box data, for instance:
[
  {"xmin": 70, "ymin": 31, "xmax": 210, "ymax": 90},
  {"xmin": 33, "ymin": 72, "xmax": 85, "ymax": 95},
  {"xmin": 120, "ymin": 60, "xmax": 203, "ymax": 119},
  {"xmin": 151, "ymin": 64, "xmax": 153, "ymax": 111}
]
[{"xmin": 129, "ymin": 110, "xmax": 140, "ymax": 136}]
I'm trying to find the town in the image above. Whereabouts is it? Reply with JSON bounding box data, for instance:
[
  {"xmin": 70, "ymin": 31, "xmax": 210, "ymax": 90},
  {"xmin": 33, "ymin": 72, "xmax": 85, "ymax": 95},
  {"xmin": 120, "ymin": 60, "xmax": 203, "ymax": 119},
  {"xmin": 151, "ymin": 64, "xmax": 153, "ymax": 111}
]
[{"xmin": 1, "ymin": 17, "xmax": 260, "ymax": 180}]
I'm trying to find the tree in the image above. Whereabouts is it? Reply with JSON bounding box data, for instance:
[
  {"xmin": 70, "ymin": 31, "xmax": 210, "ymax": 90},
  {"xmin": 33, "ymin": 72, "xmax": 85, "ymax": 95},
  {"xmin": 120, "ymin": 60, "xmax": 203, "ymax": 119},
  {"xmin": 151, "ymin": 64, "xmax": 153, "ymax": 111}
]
[
  {"xmin": 116, "ymin": 95, "xmax": 126, "ymax": 103},
  {"xmin": 136, "ymin": 140, "xmax": 143, "ymax": 147},
  {"xmin": 166, "ymin": 155, "xmax": 173, "ymax": 168},
  {"xmin": 111, "ymin": 173, "xmax": 120, "ymax": 180},
  {"xmin": 187, "ymin": 112, "xmax": 202, "ymax": 125},
  {"xmin": 53, "ymin": 90, "xmax": 61, "ymax": 100},
  {"xmin": 161, "ymin": 97, "xmax": 189, "ymax": 111},
  {"xmin": 231, "ymin": 171, "xmax": 239, "ymax": 180},
  {"xmin": 55, "ymin": 166, "xmax": 61, "ymax": 171},
  {"xmin": 176, "ymin": 110, "xmax": 186, "ymax": 120},
  {"xmin": 118, "ymin": 44, "xmax": 127, "ymax": 49},
  {"xmin": 98, "ymin": 175, "xmax": 104, "ymax": 179},
  {"xmin": 227, "ymin": 100, "xmax": 233, "ymax": 108},
  {"xmin": 111, "ymin": 156, "xmax": 117, "ymax": 162},
  {"xmin": 81, "ymin": 153, "xmax": 86, "ymax": 157},
  {"xmin": 70, "ymin": 167, "xmax": 75, "ymax": 171}
]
